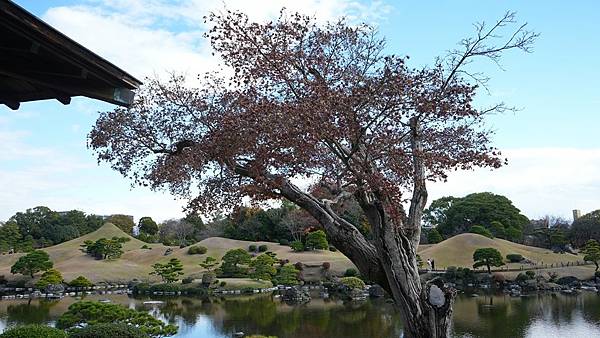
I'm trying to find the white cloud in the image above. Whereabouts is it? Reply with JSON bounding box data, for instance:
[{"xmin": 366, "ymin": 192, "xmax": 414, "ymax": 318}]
[
  {"xmin": 428, "ymin": 148, "xmax": 600, "ymax": 220},
  {"xmin": 41, "ymin": 0, "xmax": 392, "ymax": 80}
]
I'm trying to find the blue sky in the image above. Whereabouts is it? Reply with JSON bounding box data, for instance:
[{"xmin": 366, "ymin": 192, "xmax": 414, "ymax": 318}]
[{"xmin": 1, "ymin": 0, "xmax": 599, "ymax": 222}]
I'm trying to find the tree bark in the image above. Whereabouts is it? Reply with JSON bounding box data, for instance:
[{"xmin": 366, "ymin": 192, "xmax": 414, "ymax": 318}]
[
  {"xmin": 356, "ymin": 195, "xmax": 455, "ymax": 338},
  {"xmin": 232, "ymin": 149, "xmax": 456, "ymax": 337},
  {"xmin": 278, "ymin": 177, "xmax": 455, "ymax": 337}
]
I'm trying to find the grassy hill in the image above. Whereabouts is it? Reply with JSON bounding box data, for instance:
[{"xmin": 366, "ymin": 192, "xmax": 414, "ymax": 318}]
[
  {"xmin": 0, "ymin": 225, "xmax": 593, "ymax": 284},
  {"xmin": 418, "ymin": 233, "xmax": 596, "ymax": 279},
  {"xmin": 418, "ymin": 233, "xmax": 581, "ymax": 269},
  {"xmin": 0, "ymin": 223, "xmax": 356, "ymax": 284}
]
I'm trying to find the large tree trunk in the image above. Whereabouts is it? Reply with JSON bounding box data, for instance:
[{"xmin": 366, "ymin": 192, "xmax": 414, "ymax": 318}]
[
  {"xmin": 361, "ymin": 198, "xmax": 456, "ymax": 338},
  {"xmin": 275, "ymin": 178, "xmax": 455, "ymax": 338}
]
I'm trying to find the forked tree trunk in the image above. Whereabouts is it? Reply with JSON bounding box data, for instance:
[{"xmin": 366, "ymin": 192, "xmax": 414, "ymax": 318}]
[
  {"xmin": 359, "ymin": 197, "xmax": 455, "ymax": 338},
  {"xmin": 274, "ymin": 179, "xmax": 455, "ymax": 338},
  {"xmin": 234, "ymin": 154, "xmax": 455, "ymax": 337}
]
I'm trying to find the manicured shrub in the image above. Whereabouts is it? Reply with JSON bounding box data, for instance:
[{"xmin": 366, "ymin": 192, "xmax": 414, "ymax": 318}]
[
  {"xmin": 340, "ymin": 276, "xmax": 366, "ymax": 290},
  {"xmin": 182, "ymin": 276, "xmax": 194, "ymax": 284},
  {"xmin": 506, "ymin": 254, "xmax": 524, "ymax": 263},
  {"xmin": 294, "ymin": 262, "xmax": 304, "ymax": 271},
  {"xmin": 290, "ymin": 241, "xmax": 304, "ymax": 252},
  {"xmin": 141, "ymin": 244, "xmax": 151, "ymax": 250},
  {"xmin": 220, "ymin": 281, "xmax": 227, "ymax": 287},
  {"xmin": 328, "ymin": 245, "xmax": 337, "ymax": 252},
  {"xmin": 258, "ymin": 245, "xmax": 268, "ymax": 252},
  {"xmin": 306, "ymin": 230, "xmax": 328, "ymax": 250},
  {"xmin": 187, "ymin": 245, "xmax": 207, "ymax": 255},
  {"xmin": 68, "ymin": 323, "xmax": 147, "ymax": 338},
  {"xmin": 68, "ymin": 276, "xmax": 93, "ymax": 288},
  {"xmin": 272, "ymin": 264, "xmax": 300, "ymax": 286},
  {"xmin": 35, "ymin": 268, "xmax": 63, "ymax": 289},
  {"xmin": 525, "ymin": 270, "xmax": 535, "ymax": 278},
  {"xmin": 344, "ymin": 268, "xmax": 358, "ymax": 277},
  {"xmin": 249, "ymin": 245, "xmax": 257, "ymax": 252},
  {"xmin": 0, "ymin": 324, "xmax": 67, "ymax": 338},
  {"xmin": 56, "ymin": 301, "xmax": 176, "ymax": 337},
  {"xmin": 279, "ymin": 239, "xmax": 289, "ymax": 246}
]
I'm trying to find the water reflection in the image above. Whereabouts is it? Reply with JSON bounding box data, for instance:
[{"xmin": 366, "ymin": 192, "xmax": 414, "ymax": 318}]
[
  {"xmin": 452, "ymin": 292, "xmax": 600, "ymax": 338},
  {"xmin": 0, "ymin": 292, "xmax": 599, "ymax": 337}
]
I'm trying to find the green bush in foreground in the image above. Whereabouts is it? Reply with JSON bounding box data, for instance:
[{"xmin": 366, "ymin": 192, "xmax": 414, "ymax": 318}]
[
  {"xmin": 56, "ymin": 301, "xmax": 176, "ymax": 338},
  {"xmin": 68, "ymin": 323, "xmax": 148, "ymax": 338},
  {"xmin": 340, "ymin": 277, "xmax": 366, "ymax": 290},
  {"xmin": 0, "ymin": 324, "xmax": 67, "ymax": 338}
]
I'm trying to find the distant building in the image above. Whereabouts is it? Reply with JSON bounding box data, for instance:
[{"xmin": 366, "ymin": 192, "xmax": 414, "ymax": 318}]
[
  {"xmin": 573, "ymin": 209, "xmax": 582, "ymax": 222},
  {"xmin": 100, "ymin": 214, "xmax": 134, "ymax": 222}
]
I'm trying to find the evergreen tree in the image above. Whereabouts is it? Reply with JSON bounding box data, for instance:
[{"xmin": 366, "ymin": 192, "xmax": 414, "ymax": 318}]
[
  {"xmin": 11, "ymin": 250, "xmax": 53, "ymax": 278},
  {"xmin": 472, "ymin": 248, "xmax": 504, "ymax": 274},
  {"xmin": 305, "ymin": 230, "xmax": 328, "ymax": 250},
  {"xmin": 582, "ymin": 239, "xmax": 600, "ymax": 271},
  {"xmin": 151, "ymin": 258, "xmax": 184, "ymax": 283}
]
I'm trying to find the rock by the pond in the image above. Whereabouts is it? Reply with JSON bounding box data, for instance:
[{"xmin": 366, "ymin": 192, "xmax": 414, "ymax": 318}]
[
  {"xmin": 368, "ymin": 285, "xmax": 385, "ymax": 298},
  {"xmin": 349, "ymin": 288, "xmax": 367, "ymax": 301},
  {"xmin": 539, "ymin": 282, "xmax": 563, "ymax": 291},
  {"xmin": 45, "ymin": 284, "xmax": 65, "ymax": 294},
  {"xmin": 428, "ymin": 285, "xmax": 445, "ymax": 307},
  {"xmin": 282, "ymin": 287, "xmax": 310, "ymax": 303}
]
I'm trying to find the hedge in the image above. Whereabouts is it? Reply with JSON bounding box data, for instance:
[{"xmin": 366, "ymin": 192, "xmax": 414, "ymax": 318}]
[{"xmin": 0, "ymin": 325, "xmax": 67, "ymax": 338}]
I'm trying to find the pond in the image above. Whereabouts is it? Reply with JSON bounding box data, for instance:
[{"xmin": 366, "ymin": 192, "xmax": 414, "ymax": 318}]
[{"xmin": 1, "ymin": 291, "xmax": 600, "ymax": 337}]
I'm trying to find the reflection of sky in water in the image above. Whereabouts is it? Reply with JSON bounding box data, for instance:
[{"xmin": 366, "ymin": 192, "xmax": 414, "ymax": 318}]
[
  {"xmin": 526, "ymin": 311, "xmax": 600, "ymax": 338},
  {"xmin": 171, "ymin": 316, "xmax": 228, "ymax": 338}
]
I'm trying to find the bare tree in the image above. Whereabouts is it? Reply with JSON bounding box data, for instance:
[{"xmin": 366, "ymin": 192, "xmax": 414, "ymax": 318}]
[{"xmin": 160, "ymin": 219, "xmax": 193, "ymax": 247}]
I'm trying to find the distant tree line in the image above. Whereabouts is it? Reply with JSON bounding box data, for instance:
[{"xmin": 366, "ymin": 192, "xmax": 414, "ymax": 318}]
[
  {"xmin": 424, "ymin": 192, "xmax": 529, "ymax": 243},
  {"xmin": 424, "ymin": 192, "xmax": 600, "ymax": 251},
  {"xmin": 0, "ymin": 206, "xmax": 105, "ymax": 252}
]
